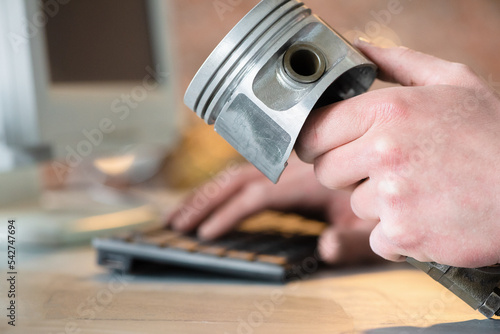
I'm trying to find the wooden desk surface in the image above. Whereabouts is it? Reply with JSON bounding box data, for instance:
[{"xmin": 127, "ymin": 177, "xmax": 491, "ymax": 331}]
[{"xmin": 1, "ymin": 246, "xmax": 499, "ymax": 334}]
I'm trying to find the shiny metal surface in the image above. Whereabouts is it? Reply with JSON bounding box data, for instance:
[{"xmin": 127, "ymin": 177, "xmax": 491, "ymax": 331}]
[{"xmin": 184, "ymin": 0, "xmax": 376, "ymax": 183}]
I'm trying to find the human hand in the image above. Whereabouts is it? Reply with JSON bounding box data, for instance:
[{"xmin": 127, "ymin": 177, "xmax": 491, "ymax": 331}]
[
  {"xmin": 296, "ymin": 39, "xmax": 500, "ymax": 268},
  {"xmin": 166, "ymin": 155, "xmax": 381, "ymax": 265}
]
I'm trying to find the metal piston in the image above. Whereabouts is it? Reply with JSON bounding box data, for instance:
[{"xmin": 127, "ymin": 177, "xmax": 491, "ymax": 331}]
[{"xmin": 185, "ymin": 0, "xmax": 377, "ymax": 183}]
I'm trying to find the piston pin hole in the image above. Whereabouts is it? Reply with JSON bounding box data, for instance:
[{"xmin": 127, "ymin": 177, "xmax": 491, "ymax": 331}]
[{"xmin": 284, "ymin": 43, "xmax": 326, "ymax": 84}]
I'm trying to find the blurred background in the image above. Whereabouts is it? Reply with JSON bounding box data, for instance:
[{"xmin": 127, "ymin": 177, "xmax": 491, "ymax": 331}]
[{"xmin": 1, "ymin": 0, "xmax": 499, "ymax": 245}]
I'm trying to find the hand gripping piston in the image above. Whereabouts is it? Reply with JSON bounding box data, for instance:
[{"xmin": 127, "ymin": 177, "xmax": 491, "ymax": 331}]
[{"xmin": 184, "ymin": 0, "xmax": 500, "ymax": 318}]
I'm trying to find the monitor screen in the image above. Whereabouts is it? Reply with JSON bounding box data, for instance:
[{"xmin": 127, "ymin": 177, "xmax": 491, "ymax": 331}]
[
  {"xmin": 0, "ymin": 0, "xmax": 178, "ymax": 171},
  {"xmin": 43, "ymin": 0, "xmax": 157, "ymax": 83}
]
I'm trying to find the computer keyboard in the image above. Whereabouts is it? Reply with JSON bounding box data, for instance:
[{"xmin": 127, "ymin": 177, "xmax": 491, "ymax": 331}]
[{"xmin": 93, "ymin": 211, "xmax": 326, "ymax": 281}]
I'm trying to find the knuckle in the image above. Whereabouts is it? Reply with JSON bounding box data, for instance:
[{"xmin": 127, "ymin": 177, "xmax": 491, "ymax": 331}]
[
  {"xmin": 380, "ymin": 220, "xmax": 414, "ymax": 250},
  {"xmin": 377, "ymin": 177, "xmax": 411, "ymax": 214},
  {"xmin": 373, "ymin": 95, "xmax": 410, "ymax": 125},
  {"xmin": 376, "ymin": 178, "xmax": 422, "ymax": 250},
  {"xmin": 369, "ymin": 226, "xmax": 399, "ymax": 261},
  {"xmin": 447, "ymin": 62, "xmax": 481, "ymax": 86},
  {"xmin": 449, "ymin": 62, "xmax": 474, "ymax": 77},
  {"xmin": 377, "ymin": 175, "xmax": 404, "ymax": 199},
  {"xmin": 372, "ymin": 136, "xmax": 403, "ymax": 169},
  {"xmin": 379, "ymin": 212, "xmax": 421, "ymax": 252}
]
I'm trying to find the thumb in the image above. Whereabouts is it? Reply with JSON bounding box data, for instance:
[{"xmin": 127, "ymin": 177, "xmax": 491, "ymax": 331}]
[{"xmin": 354, "ymin": 38, "xmax": 474, "ymax": 87}]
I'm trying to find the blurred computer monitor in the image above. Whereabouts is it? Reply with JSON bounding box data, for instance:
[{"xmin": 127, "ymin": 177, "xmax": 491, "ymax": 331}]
[
  {"xmin": 0, "ymin": 0, "xmax": 181, "ymax": 245},
  {"xmin": 0, "ymin": 0, "xmax": 179, "ymax": 172}
]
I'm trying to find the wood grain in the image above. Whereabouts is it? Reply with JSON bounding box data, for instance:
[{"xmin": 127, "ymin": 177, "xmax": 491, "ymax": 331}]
[{"xmin": 2, "ymin": 247, "xmax": 498, "ymax": 334}]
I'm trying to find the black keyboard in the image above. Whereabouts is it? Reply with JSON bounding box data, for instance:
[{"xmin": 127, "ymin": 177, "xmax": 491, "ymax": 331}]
[{"xmin": 93, "ymin": 211, "xmax": 326, "ymax": 281}]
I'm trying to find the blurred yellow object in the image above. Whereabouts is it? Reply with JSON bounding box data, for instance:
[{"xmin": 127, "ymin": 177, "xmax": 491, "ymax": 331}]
[
  {"xmin": 94, "ymin": 155, "xmax": 136, "ymax": 177},
  {"xmin": 239, "ymin": 211, "xmax": 326, "ymax": 236},
  {"xmin": 165, "ymin": 118, "xmax": 245, "ymax": 189},
  {"xmin": 73, "ymin": 205, "xmax": 156, "ymax": 233}
]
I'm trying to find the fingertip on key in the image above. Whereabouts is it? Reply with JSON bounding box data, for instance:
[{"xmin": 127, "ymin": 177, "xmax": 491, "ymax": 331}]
[{"xmin": 198, "ymin": 222, "xmax": 219, "ymax": 241}]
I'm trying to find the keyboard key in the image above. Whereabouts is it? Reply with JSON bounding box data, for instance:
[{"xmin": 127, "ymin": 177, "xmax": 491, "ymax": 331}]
[
  {"xmin": 256, "ymin": 255, "xmax": 287, "ymax": 265},
  {"xmin": 139, "ymin": 230, "xmax": 181, "ymax": 247},
  {"xmin": 169, "ymin": 238, "xmax": 199, "ymax": 252},
  {"xmin": 197, "ymin": 245, "xmax": 227, "ymax": 257},
  {"xmin": 226, "ymin": 250, "xmax": 256, "ymax": 261}
]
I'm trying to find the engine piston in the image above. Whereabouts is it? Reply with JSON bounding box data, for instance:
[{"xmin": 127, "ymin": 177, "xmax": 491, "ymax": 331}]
[{"xmin": 185, "ymin": 0, "xmax": 377, "ymax": 183}]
